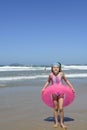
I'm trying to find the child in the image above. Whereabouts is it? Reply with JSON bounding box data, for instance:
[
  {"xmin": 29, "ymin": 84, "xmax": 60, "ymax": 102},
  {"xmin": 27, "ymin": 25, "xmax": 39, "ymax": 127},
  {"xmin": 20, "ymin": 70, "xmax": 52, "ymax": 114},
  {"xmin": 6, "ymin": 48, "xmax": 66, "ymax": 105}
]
[{"xmin": 42, "ymin": 62, "xmax": 75, "ymax": 128}]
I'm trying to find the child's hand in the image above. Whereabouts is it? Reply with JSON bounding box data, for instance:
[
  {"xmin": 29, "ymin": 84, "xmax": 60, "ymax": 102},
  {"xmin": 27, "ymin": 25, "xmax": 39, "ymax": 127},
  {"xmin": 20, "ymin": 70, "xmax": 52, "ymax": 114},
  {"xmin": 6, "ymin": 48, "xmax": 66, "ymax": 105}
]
[
  {"xmin": 41, "ymin": 88, "xmax": 45, "ymax": 93},
  {"xmin": 71, "ymin": 88, "xmax": 75, "ymax": 93}
]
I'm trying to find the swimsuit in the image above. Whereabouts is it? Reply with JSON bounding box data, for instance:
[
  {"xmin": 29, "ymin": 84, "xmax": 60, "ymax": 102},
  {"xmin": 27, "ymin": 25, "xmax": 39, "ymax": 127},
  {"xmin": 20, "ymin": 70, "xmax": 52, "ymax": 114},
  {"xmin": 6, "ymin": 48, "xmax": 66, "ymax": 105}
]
[
  {"xmin": 51, "ymin": 73, "xmax": 64, "ymax": 100},
  {"xmin": 51, "ymin": 73, "xmax": 62, "ymax": 84}
]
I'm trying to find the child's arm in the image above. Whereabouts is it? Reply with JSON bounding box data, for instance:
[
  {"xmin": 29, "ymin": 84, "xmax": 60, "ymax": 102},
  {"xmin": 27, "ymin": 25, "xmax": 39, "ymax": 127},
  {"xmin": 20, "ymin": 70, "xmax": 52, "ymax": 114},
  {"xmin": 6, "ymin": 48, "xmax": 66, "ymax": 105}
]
[
  {"xmin": 41, "ymin": 75, "xmax": 51, "ymax": 93},
  {"xmin": 62, "ymin": 72, "xmax": 75, "ymax": 92},
  {"xmin": 42, "ymin": 81, "xmax": 50, "ymax": 91}
]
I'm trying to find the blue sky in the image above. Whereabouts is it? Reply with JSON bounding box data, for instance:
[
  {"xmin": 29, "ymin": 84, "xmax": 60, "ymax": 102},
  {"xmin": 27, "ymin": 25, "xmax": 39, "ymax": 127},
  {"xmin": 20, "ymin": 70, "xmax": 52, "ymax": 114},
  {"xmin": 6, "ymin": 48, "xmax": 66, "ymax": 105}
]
[{"xmin": 0, "ymin": 0, "xmax": 87, "ymax": 65}]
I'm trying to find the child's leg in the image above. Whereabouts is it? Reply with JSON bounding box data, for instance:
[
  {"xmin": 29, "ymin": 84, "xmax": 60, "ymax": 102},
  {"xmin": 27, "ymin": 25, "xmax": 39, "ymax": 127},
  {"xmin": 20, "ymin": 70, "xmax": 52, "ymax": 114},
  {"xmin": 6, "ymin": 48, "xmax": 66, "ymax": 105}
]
[
  {"xmin": 53, "ymin": 100, "xmax": 58, "ymax": 126},
  {"xmin": 58, "ymin": 98, "xmax": 67, "ymax": 129},
  {"xmin": 52, "ymin": 94, "xmax": 59, "ymax": 127}
]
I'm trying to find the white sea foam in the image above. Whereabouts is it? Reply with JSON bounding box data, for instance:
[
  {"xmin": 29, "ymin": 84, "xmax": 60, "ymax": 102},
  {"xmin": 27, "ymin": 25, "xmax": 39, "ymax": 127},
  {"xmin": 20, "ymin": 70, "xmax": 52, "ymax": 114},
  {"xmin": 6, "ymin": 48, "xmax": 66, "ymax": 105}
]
[
  {"xmin": 0, "ymin": 73, "xmax": 87, "ymax": 81},
  {"xmin": 0, "ymin": 75, "xmax": 48, "ymax": 81},
  {"xmin": 62, "ymin": 65, "xmax": 87, "ymax": 70},
  {"xmin": 66, "ymin": 73, "xmax": 87, "ymax": 78},
  {"xmin": 0, "ymin": 66, "xmax": 46, "ymax": 71},
  {"xmin": 0, "ymin": 65, "xmax": 87, "ymax": 71}
]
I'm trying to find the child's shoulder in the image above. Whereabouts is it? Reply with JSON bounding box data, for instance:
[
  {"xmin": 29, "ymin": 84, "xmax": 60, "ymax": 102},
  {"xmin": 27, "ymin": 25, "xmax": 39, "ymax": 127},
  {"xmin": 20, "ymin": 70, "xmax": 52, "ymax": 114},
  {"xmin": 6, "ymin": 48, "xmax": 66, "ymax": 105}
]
[
  {"xmin": 59, "ymin": 71, "xmax": 64, "ymax": 76},
  {"xmin": 49, "ymin": 72, "xmax": 53, "ymax": 77}
]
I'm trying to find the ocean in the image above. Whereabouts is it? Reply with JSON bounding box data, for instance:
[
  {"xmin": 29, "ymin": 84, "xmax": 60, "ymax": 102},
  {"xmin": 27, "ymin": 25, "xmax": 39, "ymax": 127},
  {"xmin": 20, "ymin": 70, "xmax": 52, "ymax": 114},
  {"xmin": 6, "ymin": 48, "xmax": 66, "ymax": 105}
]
[{"xmin": 0, "ymin": 65, "xmax": 87, "ymax": 87}]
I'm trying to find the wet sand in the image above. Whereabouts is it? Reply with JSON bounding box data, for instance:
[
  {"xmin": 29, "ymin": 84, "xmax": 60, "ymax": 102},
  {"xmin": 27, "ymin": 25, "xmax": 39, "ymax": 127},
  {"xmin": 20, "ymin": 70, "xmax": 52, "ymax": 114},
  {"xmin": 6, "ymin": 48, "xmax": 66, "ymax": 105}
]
[{"xmin": 0, "ymin": 83, "xmax": 87, "ymax": 130}]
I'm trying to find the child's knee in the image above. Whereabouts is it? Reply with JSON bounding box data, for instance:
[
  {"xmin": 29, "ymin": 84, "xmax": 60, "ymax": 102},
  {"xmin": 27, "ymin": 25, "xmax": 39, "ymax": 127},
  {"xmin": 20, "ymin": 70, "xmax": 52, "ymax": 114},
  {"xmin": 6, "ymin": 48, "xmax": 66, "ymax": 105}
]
[
  {"xmin": 59, "ymin": 108, "xmax": 63, "ymax": 113},
  {"xmin": 54, "ymin": 106, "xmax": 58, "ymax": 111}
]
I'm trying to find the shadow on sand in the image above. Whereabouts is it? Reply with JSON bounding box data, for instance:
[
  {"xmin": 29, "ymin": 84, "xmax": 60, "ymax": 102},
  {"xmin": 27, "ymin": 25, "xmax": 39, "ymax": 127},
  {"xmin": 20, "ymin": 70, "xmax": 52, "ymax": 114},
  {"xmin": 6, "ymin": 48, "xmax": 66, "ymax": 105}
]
[{"xmin": 44, "ymin": 116, "xmax": 74, "ymax": 122}]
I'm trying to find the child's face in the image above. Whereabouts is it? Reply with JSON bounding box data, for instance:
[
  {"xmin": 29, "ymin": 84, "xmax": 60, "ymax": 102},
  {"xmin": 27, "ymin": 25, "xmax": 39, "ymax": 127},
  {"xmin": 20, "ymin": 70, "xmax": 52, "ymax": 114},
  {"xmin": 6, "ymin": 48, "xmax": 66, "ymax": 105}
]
[{"xmin": 53, "ymin": 65, "xmax": 59, "ymax": 75}]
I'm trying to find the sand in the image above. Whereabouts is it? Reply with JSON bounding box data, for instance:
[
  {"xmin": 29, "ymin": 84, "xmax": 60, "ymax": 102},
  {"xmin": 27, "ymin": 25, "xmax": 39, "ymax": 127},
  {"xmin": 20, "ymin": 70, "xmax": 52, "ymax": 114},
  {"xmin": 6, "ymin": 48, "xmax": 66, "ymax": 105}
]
[{"xmin": 0, "ymin": 84, "xmax": 87, "ymax": 130}]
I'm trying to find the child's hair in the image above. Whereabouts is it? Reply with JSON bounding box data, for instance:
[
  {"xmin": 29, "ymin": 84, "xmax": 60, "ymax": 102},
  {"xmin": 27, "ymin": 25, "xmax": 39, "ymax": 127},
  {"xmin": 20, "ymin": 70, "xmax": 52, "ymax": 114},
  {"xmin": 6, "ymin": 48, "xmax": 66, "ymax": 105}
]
[{"xmin": 51, "ymin": 62, "xmax": 62, "ymax": 72}]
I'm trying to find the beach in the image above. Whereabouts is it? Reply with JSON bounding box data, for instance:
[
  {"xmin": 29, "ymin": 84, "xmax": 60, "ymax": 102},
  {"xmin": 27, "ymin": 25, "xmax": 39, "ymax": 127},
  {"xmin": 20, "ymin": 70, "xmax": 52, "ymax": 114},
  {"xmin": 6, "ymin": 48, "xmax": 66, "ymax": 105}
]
[
  {"xmin": 0, "ymin": 82, "xmax": 87, "ymax": 130},
  {"xmin": 0, "ymin": 65, "xmax": 87, "ymax": 130}
]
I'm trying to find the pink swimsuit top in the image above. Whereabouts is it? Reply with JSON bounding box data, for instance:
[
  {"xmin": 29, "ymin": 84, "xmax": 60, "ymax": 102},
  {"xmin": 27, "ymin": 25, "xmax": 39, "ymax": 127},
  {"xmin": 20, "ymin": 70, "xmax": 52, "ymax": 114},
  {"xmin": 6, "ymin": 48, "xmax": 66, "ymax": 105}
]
[
  {"xmin": 51, "ymin": 73, "xmax": 62, "ymax": 85},
  {"xmin": 51, "ymin": 73, "xmax": 63, "ymax": 96}
]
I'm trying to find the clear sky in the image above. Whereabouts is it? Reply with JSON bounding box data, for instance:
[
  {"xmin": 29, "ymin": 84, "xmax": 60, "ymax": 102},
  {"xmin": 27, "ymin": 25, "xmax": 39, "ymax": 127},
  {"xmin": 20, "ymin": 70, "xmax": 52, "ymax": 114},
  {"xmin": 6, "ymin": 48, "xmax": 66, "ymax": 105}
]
[{"xmin": 0, "ymin": 0, "xmax": 87, "ymax": 65}]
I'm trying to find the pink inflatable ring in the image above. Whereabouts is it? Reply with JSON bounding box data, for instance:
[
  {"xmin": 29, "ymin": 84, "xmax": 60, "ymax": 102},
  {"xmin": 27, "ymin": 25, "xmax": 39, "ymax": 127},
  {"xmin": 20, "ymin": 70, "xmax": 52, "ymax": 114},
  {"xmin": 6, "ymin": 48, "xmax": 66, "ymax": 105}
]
[{"xmin": 42, "ymin": 84, "xmax": 75, "ymax": 108}]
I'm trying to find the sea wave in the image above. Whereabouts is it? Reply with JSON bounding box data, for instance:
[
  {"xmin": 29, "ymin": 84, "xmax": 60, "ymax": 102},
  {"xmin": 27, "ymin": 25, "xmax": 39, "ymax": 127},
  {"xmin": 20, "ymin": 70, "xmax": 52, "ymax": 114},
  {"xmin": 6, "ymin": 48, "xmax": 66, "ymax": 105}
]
[
  {"xmin": 62, "ymin": 65, "xmax": 87, "ymax": 70},
  {"xmin": 0, "ymin": 66, "xmax": 46, "ymax": 71},
  {"xmin": 0, "ymin": 73, "xmax": 87, "ymax": 81},
  {"xmin": 0, "ymin": 65, "xmax": 87, "ymax": 71}
]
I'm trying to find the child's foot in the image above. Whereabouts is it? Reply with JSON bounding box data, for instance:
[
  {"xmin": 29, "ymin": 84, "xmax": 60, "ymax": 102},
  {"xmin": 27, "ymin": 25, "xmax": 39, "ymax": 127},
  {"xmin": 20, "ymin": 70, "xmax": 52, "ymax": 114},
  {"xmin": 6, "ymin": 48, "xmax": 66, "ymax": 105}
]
[
  {"xmin": 53, "ymin": 123, "xmax": 58, "ymax": 128},
  {"xmin": 60, "ymin": 123, "xmax": 67, "ymax": 129}
]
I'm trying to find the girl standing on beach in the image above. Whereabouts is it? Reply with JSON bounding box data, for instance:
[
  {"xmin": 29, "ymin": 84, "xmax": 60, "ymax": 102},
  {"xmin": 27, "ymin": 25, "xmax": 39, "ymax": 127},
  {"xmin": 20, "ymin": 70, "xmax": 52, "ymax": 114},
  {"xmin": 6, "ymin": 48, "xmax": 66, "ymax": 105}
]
[{"xmin": 42, "ymin": 62, "xmax": 75, "ymax": 128}]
